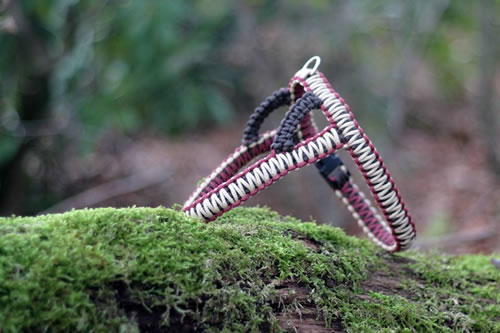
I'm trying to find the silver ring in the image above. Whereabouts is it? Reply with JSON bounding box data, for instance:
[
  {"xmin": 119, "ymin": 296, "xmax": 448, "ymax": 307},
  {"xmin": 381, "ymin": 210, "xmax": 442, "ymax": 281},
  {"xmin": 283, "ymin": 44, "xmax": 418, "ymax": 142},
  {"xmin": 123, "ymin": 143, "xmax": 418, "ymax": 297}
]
[{"xmin": 301, "ymin": 56, "xmax": 321, "ymax": 74}]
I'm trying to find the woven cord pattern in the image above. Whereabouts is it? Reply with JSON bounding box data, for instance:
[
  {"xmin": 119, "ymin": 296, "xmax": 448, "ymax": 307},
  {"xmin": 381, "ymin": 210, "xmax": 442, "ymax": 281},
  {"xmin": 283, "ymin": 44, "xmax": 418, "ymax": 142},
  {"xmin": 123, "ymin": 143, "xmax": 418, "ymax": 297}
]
[
  {"xmin": 183, "ymin": 131, "xmax": 276, "ymax": 209},
  {"xmin": 242, "ymin": 88, "xmax": 291, "ymax": 145},
  {"xmin": 184, "ymin": 63, "xmax": 415, "ymax": 253},
  {"xmin": 271, "ymin": 92, "xmax": 323, "ymax": 153},
  {"xmin": 338, "ymin": 180, "xmax": 396, "ymax": 251},
  {"xmin": 184, "ymin": 125, "xmax": 344, "ymax": 221},
  {"xmin": 292, "ymin": 72, "xmax": 416, "ymax": 251},
  {"xmin": 185, "ymin": 89, "xmax": 316, "ymax": 211}
]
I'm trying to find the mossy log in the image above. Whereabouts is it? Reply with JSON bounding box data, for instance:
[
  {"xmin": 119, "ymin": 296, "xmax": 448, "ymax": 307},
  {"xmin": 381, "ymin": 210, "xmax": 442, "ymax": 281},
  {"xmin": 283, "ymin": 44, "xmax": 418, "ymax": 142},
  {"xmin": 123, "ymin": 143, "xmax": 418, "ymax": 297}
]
[{"xmin": 0, "ymin": 207, "xmax": 498, "ymax": 332}]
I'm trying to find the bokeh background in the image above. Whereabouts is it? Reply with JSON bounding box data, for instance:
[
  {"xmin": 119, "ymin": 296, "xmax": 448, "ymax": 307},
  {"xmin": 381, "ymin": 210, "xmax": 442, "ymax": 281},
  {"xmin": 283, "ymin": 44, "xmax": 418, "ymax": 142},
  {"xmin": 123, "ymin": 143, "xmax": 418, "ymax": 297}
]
[{"xmin": 1, "ymin": 0, "xmax": 498, "ymax": 254}]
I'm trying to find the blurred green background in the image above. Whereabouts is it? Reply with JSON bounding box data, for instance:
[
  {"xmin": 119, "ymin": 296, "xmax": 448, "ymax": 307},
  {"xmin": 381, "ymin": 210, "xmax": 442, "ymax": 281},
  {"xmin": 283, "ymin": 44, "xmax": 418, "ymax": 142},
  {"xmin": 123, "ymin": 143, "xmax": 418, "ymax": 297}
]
[{"xmin": 1, "ymin": 0, "xmax": 498, "ymax": 253}]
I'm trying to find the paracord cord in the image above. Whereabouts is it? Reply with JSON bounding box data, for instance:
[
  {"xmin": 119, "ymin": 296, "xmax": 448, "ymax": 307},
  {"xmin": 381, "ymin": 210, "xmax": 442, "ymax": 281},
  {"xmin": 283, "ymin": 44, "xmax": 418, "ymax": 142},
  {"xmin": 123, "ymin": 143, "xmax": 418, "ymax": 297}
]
[
  {"xmin": 271, "ymin": 92, "xmax": 323, "ymax": 153},
  {"xmin": 183, "ymin": 93, "xmax": 342, "ymax": 218},
  {"xmin": 184, "ymin": 87, "xmax": 315, "ymax": 209},
  {"xmin": 242, "ymin": 88, "xmax": 291, "ymax": 145},
  {"xmin": 183, "ymin": 57, "xmax": 416, "ymax": 252},
  {"xmin": 289, "ymin": 58, "xmax": 416, "ymax": 251}
]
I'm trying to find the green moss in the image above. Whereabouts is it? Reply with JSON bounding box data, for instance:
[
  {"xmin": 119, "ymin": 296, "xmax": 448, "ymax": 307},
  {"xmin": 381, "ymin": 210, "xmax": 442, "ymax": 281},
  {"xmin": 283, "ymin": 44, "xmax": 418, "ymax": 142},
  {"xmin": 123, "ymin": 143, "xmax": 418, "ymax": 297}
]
[
  {"xmin": 335, "ymin": 251, "xmax": 500, "ymax": 332},
  {"xmin": 406, "ymin": 252, "xmax": 499, "ymax": 301},
  {"xmin": 0, "ymin": 206, "xmax": 498, "ymax": 332}
]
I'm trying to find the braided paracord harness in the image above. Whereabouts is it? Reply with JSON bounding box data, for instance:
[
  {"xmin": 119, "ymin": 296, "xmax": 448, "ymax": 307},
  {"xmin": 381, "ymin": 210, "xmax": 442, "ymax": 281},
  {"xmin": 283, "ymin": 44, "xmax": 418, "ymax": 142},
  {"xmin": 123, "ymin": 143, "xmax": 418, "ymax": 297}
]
[{"xmin": 183, "ymin": 57, "xmax": 416, "ymax": 252}]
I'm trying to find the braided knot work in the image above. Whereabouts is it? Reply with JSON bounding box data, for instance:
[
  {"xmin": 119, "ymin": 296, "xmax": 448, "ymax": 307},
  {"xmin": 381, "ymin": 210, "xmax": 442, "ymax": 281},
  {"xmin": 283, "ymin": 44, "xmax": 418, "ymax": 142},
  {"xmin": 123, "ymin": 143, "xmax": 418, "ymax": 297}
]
[
  {"xmin": 271, "ymin": 92, "xmax": 323, "ymax": 153},
  {"xmin": 242, "ymin": 88, "xmax": 291, "ymax": 145},
  {"xmin": 183, "ymin": 57, "xmax": 416, "ymax": 253}
]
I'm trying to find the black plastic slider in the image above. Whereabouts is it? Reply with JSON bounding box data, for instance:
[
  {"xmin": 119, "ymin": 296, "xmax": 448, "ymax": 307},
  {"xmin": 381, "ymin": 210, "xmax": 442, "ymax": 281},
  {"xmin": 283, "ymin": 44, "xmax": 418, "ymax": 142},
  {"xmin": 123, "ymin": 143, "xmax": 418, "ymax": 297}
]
[{"xmin": 315, "ymin": 154, "xmax": 350, "ymax": 190}]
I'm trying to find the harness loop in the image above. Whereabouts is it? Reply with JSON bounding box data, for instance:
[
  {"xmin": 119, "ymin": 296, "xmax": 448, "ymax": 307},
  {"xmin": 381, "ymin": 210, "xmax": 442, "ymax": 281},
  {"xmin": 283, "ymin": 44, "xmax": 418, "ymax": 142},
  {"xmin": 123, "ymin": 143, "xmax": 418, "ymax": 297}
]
[
  {"xmin": 294, "ymin": 56, "xmax": 321, "ymax": 79},
  {"xmin": 183, "ymin": 56, "xmax": 417, "ymax": 253}
]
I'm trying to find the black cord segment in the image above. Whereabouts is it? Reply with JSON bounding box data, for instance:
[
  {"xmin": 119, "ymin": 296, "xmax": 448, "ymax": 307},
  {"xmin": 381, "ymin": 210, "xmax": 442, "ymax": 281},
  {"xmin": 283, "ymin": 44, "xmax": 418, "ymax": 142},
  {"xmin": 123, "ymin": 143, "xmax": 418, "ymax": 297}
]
[
  {"xmin": 242, "ymin": 88, "xmax": 291, "ymax": 145},
  {"xmin": 271, "ymin": 92, "xmax": 323, "ymax": 153}
]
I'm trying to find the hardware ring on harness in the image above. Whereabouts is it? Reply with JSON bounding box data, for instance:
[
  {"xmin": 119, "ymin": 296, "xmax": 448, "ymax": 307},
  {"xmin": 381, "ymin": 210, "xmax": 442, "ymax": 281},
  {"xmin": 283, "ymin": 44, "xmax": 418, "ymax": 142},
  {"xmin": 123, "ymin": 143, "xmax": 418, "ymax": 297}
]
[{"xmin": 183, "ymin": 57, "xmax": 416, "ymax": 252}]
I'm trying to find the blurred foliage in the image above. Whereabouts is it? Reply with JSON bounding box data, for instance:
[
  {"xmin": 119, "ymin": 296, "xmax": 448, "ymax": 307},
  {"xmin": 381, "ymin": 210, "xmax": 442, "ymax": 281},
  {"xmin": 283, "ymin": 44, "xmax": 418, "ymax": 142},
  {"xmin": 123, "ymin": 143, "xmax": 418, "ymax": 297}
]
[
  {"xmin": 1, "ymin": 0, "xmax": 236, "ymax": 141},
  {"xmin": 70, "ymin": 1, "xmax": 235, "ymax": 134},
  {"xmin": 0, "ymin": 1, "xmax": 486, "ymax": 141}
]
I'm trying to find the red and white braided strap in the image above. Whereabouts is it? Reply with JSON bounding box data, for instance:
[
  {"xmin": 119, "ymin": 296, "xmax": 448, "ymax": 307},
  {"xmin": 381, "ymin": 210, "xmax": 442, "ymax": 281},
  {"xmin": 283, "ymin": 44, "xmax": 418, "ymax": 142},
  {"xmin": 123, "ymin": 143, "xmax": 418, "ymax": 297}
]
[
  {"xmin": 183, "ymin": 57, "xmax": 416, "ymax": 252},
  {"xmin": 183, "ymin": 124, "xmax": 344, "ymax": 220},
  {"xmin": 289, "ymin": 58, "xmax": 416, "ymax": 251},
  {"xmin": 183, "ymin": 130, "xmax": 277, "ymax": 210},
  {"xmin": 184, "ymin": 87, "xmax": 316, "ymax": 210}
]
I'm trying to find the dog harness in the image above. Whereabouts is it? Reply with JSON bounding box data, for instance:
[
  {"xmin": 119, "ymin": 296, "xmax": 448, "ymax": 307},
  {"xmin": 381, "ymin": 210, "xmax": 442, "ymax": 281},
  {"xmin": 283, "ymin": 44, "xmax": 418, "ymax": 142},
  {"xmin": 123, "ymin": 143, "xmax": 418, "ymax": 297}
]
[{"xmin": 183, "ymin": 57, "xmax": 416, "ymax": 252}]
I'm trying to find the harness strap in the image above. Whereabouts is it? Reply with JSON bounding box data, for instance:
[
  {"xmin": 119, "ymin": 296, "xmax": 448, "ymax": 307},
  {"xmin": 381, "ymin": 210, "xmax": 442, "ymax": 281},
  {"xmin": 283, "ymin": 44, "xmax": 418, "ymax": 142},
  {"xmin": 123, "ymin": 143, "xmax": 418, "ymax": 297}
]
[
  {"xmin": 183, "ymin": 57, "xmax": 416, "ymax": 252},
  {"xmin": 271, "ymin": 92, "xmax": 323, "ymax": 153},
  {"xmin": 242, "ymin": 88, "xmax": 291, "ymax": 145}
]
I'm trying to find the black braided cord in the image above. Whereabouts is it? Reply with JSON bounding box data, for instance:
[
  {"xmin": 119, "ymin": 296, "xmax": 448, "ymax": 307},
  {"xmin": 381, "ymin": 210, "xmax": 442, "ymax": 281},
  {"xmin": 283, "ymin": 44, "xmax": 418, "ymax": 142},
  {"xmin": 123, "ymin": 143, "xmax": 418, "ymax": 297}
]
[
  {"xmin": 242, "ymin": 88, "xmax": 291, "ymax": 145},
  {"xmin": 271, "ymin": 92, "xmax": 323, "ymax": 153}
]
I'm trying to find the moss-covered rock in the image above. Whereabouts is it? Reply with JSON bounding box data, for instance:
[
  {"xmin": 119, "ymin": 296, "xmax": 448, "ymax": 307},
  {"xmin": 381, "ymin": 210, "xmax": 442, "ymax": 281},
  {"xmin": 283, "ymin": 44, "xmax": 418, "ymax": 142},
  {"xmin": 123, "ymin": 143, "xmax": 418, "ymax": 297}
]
[{"xmin": 0, "ymin": 207, "xmax": 498, "ymax": 332}]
